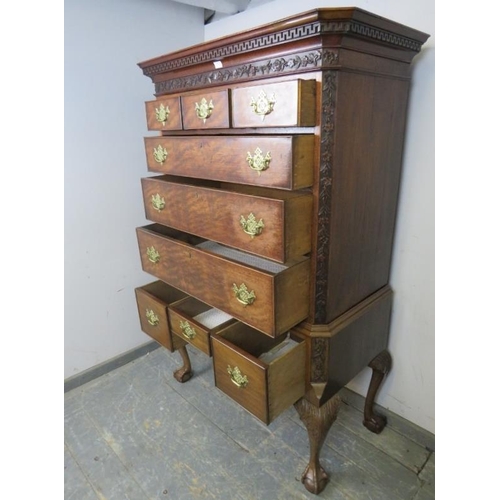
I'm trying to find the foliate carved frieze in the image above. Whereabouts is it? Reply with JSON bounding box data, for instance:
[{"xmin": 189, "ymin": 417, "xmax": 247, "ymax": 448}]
[
  {"xmin": 314, "ymin": 71, "xmax": 337, "ymax": 323},
  {"xmin": 143, "ymin": 19, "xmax": 422, "ymax": 79},
  {"xmin": 311, "ymin": 338, "xmax": 329, "ymax": 383},
  {"xmin": 155, "ymin": 50, "xmax": 333, "ymax": 94}
]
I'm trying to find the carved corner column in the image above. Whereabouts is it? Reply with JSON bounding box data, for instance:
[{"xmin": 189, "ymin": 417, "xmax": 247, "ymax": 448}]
[{"xmin": 173, "ymin": 345, "xmax": 193, "ymax": 383}]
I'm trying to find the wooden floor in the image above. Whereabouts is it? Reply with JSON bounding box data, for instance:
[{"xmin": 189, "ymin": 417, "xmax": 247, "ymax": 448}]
[{"xmin": 65, "ymin": 345, "xmax": 435, "ymax": 500}]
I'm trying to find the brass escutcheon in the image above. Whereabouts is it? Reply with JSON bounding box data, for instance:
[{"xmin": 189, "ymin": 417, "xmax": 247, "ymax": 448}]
[
  {"xmin": 232, "ymin": 283, "xmax": 256, "ymax": 306},
  {"xmin": 147, "ymin": 246, "xmax": 160, "ymax": 264},
  {"xmin": 151, "ymin": 193, "xmax": 165, "ymax": 212},
  {"xmin": 246, "ymin": 147, "xmax": 271, "ymax": 175},
  {"xmin": 240, "ymin": 213, "xmax": 264, "ymax": 238},
  {"xmin": 155, "ymin": 103, "xmax": 170, "ymax": 125},
  {"xmin": 250, "ymin": 90, "xmax": 276, "ymax": 120},
  {"xmin": 180, "ymin": 320, "xmax": 196, "ymax": 340},
  {"xmin": 227, "ymin": 365, "xmax": 248, "ymax": 388},
  {"xmin": 195, "ymin": 98, "xmax": 214, "ymax": 123},
  {"xmin": 153, "ymin": 145, "xmax": 168, "ymax": 165},
  {"xmin": 146, "ymin": 309, "xmax": 159, "ymax": 326}
]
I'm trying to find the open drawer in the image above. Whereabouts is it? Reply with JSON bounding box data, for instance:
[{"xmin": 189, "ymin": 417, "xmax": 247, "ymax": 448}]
[
  {"xmin": 211, "ymin": 322, "xmax": 306, "ymax": 424},
  {"xmin": 136, "ymin": 224, "xmax": 310, "ymax": 338},
  {"xmin": 169, "ymin": 297, "xmax": 235, "ymax": 356},
  {"xmin": 134, "ymin": 280, "xmax": 188, "ymax": 351}
]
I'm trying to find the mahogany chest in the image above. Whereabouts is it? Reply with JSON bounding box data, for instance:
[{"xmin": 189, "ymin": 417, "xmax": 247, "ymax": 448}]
[{"xmin": 134, "ymin": 8, "xmax": 429, "ymax": 494}]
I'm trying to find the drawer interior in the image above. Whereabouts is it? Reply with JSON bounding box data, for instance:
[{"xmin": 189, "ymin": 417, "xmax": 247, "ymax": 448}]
[
  {"xmin": 138, "ymin": 280, "xmax": 188, "ymax": 305},
  {"xmin": 171, "ymin": 297, "xmax": 234, "ymax": 330}
]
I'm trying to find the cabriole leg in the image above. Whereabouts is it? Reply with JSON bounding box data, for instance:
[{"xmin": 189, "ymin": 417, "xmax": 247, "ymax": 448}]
[
  {"xmin": 173, "ymin": 346, "xmax": 193, "ymax": 383},
  {"xmin": 363, "ymin": 349, "xmax": 392, "ymax": 434},
  {"xmin": 294, "ymin": 395, "xmax": 341, "ymax": 495}
]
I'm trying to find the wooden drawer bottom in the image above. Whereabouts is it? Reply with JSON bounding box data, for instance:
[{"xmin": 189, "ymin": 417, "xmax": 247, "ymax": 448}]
[
  {"xmin": 169, "ymin": 297, "xmax": 235, "ymax": 356},
  {"xmin": 135, "ymin": 281, "xmax": 188, "ymax": 352},
  {"xmin": 212, "ymin": 322, "xmax": 306, "ymax": 424}
]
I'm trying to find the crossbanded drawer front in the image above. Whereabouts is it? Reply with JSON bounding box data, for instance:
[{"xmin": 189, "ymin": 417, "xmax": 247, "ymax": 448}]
[
  {"xmin": 143, "ymin": 136, "xmax": 314, "ymax": 190},
  {"xmin": 231, "ymin": 80, "xmax": 316, "ymax": 128},
  {"xmin": 141, "ymin": 176, "xmax": 312, "ymax": 263},
  {"xmin": 134, "ymin": 281, "xmax": 188, "ymax": 351},
  {"xmin": 169, "ymin": 297, "xmax": 235, "ymax": 356},
  {"xmin": 181, "ymin": 89, "xmax": 230, "ymax": 130},
  {"xmin": 144, "ymin": 97, "xmax": 182, "ymax": 131},
  {"xmin": 212, "ymin": 323, "xmax": 306, "ymax": 424},
  {"xmin": 136, "ymin": 224, "xmax": 310, "ymax": 338}
]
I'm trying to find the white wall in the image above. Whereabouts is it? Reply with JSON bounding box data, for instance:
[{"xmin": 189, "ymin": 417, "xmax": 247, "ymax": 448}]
[
  {"xmin": 207, "ymin": 0, "xmax": 435, "ymax": 433},
  {"xmin": 65, "ymin": 0, "xmax": 205, "ymax": 378}
]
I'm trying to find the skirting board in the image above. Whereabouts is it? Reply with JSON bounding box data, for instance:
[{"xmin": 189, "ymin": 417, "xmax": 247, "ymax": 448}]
[
  {"xmin": 64, "ymin": 341, "xmax": 435, "ymax": 450},
  {"xmin": 64, "ymin": 341, "xmax": 161, "ymax": 393}
]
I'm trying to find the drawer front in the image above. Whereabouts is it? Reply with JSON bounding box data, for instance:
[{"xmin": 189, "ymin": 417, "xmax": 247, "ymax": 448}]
[
  {"xmin": 232, "ymin": 80, "xmax": 316, "ymax": 128},
  {"xmin": 181, "ymin": 90, "xmax": 230, "ymax": 130},
  {"xmin": 169, "ymin": 307, "xmax": 211, "ymax": 355},
  {"xmin": 212, "ymin": 323, "xmax": 306, "ymax": 424},
  {"xmin": 136, "ymin": 225, "xmax": 310, "ymax": 337},
  {"xmin": 143, "ymin": 135, "xmax": 314, "ymax": 190},
  {"xmin": 145, "ymin": 97, "xmax": 182, "ymax": 131},
  {"xmin": 135, "ymin": 282, "xmax": 188, "ymax": 351},
  {"xmin": 142, "ymin": 176, "xmax": 312, "ymax": 263}
]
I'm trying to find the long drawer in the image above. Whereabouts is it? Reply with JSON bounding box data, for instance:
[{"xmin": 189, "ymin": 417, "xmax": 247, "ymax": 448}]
[
  {"xmin": 143, "ymin": 135, "xmax": 314, "ymax": 190},
  {"xmin": 141, "ymin": 176, "xmax": 312, "ymax": 263},
  {"xmin": 136, "ymin": 224, "xmax": 310, "ymax": 338}
]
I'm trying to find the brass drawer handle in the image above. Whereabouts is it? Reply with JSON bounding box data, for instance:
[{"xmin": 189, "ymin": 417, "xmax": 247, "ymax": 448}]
[
  {"xmin": 151, "ymin": 193, "xmax": 165, "ymax": 212},
  {"xmin": 250, "ymin": 90, "xmax": 276, "ymax": 120},
  {"xmin": 179, "ymin": 320, "xmax": 196, "ymax": 340},
  {"xmin": 146, "ymin": 309, "xmax": 159, "ymax": 326},
  {"xmin": 240, "ymin": 213, "xmax": 264, "ymax": 238},
  {"xmin": 153, "ymin": 145, "xmax": 168, "ymax": 165},
  {"xmin": 247, "ymin": 147, "xmax": 271, "ymax": 175},
  {"xmin": 155, "ymin": 103, "xmax": 170, "ymax": 125},
  {"xmin": 232, "ymin": 283, "xmax": 256, "ymax": 306},
  {"xmin": 195, "ymin": 98, "xmax": 214, "ymax": 123},
  {"xmin": 227, "ymin": 365, "xmax": 248, "ymax": 388},
  {"xmin": 146, "ymin": 246, "xmax": 160, "ymax": 264}
]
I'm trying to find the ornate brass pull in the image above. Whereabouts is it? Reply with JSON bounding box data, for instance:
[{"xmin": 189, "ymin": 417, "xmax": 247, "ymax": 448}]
[
  {"xmin": 227, "ymin": 365, "xmax": 248, "ymax": 388},
  {"xmin": 151, "ymin": 193, "xmax": 165, "ymax": 212},
  {"xmin": 232, "ymin": 283, "xmax": 256, "ymax": 306},
  {"xmin": 155, "ymin": 103, "xmax": 170, "ymax": 125},
  {"xmin": 195, "ymin": 98, "xmax": 214, "ymax": 123},
  {"xmin": 179, "ymin": 320, "xmax": 196, "ymax": 340},
  {"xmin": 146, "ymin": 246, "xmax": 160, "ymax": 264},
  {"xmin": 153, "ymin": 145, "xmax": 168, "ymax": 165},
  {"xmin": 247, "ymin": 148, "xmax": 271, "ymax": 175},
  {"xmin": 250, "ymin": 90, "xmax": 276, "ymax": 120},
  {"xmin": 240, "ymin": 213, "xmax": 264, "ymax": 238},
  {"xmin": 146, "ymin": 309, "xmax": 159, "ymax": 326}
]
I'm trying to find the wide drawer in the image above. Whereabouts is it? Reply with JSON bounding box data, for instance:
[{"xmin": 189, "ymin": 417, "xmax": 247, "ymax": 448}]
[
  {"xmin": 144, "ymin": 96, "xmax": 182, "ymax": 131},
  {"xmin": 169, "ymin": 297, "xmax": 235, "ymax": 356},
  {"xmin": 231, "ymin": 80, "xmax": 316, "ymax": 128},
  {"xmin": 181, "ymin": 89, "xmax": 230, "ymax": 130},
  {"xmin": 136, "ymin": 224, "xmax": 310, "ymax": 337},
  {"xmin": 142, "ymin": 176, "xmax": 312, "ymax": 263},
  {"xmin": 134, "ymin": 281, "xmax": 188, "ymax": 351},
  {"xmin": 143, "ymin": 135, "xmax": 313, "ymax": 190},
  {"xmin": 212, "ymin": 323, "xmax": 306, "ymax": 424}
]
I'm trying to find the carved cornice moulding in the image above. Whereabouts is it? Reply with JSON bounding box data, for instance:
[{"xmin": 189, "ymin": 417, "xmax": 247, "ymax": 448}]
[{"xmin": 141, "ymin": 17, "xmax": 426, "ymax": 80}]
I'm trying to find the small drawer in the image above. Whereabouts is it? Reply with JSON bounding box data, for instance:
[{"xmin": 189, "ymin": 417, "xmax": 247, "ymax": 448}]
[
  {"xmin": 141, "ymin": 175, "xmax": 312, "ymax": 263},
  {"xmin": 169, "ymin": 297, "xmax": 235, "ymax": 356},
  {"xmin": 231, "ymin": 80, "xmax": 316, "ymax": 128},
  {"xmin": 143, "ymin": 135, "xmax": 314, "ymax": 190},
  {"xmin": 212, "ymin": 323, "xmax": 306, "ymax": 424},
  {"xmin": 136, "ymin": 224, "xmax": 310, "ymax": 338},
  {"xmin": 135, "ymin": 281, "xmax": 188, "ymax": 351},
  {"xmin": 145, "ymin": 97, "xmax": 182, "ymax": 131},
  {"xmin": 181, "ymin": 89, "xmax": 230, "ymax": 130}
]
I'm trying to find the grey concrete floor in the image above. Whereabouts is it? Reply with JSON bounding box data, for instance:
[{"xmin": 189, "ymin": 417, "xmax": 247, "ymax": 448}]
[{"xmin": 65, "ymin": 345, "xmax": 435, "ymax": 500}]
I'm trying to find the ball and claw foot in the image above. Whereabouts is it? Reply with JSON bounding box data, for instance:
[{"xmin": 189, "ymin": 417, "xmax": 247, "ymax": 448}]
[
  {"xmin": 363, "ymin": 413, "xmax": 387, "ymax": 434},
  {"xmin": 172, "ymin": 346, "xmax": 193, "ymax": 383},
  {"xmin": 301, "ymin": 462, "xmax": 329, "ymax": 495}
]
